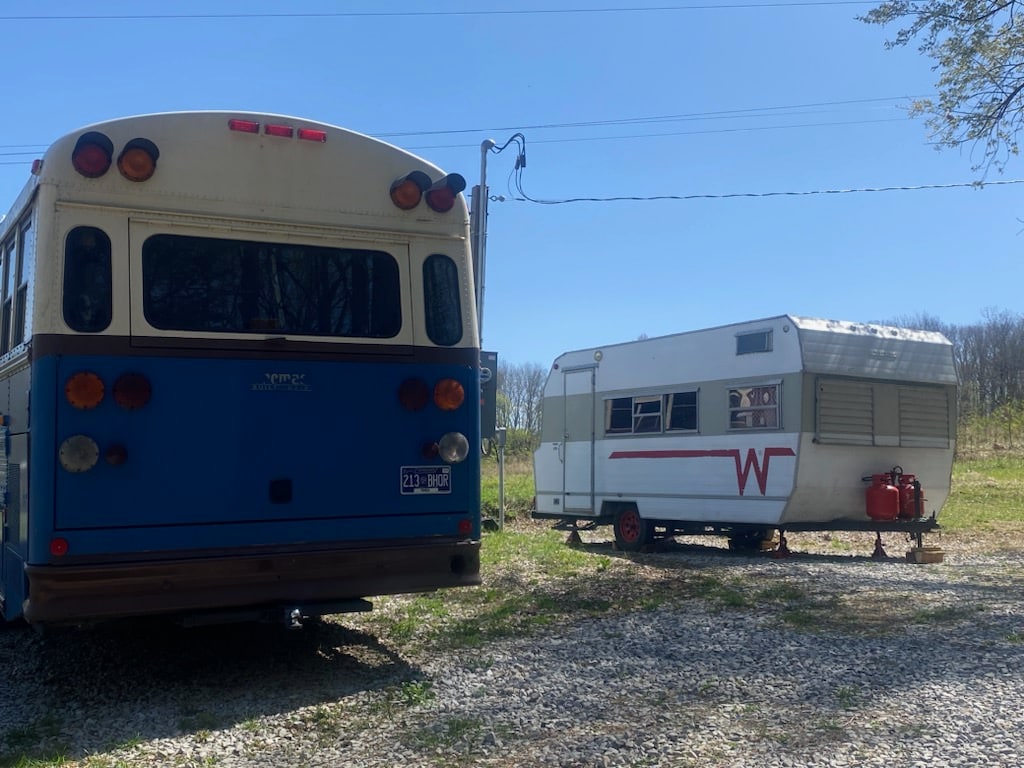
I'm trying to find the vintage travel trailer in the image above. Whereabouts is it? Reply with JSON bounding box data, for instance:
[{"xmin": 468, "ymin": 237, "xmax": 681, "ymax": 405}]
[{"xmin": 532, "ymin": 315, "xmax": 958, "ymax": 551}]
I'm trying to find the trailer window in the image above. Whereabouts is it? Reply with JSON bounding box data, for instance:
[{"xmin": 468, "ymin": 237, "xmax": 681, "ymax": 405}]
[
  {"xmin": 667, "ymin": 390, "xmax": 698, "ymax": 431},
  {"xmin": 605, "ymin": 397, "xmax": 633, "ymax": 434},
  {"xmin": 633, "ymin": 396, "xmax": 662, "ymax": 433},
  {"xmin": 736, "ymin": 329, "xmax": 772, "ymax": 355},
  {"xmin": 729, "ymin": 384, "xmax": 780, "ymax": 429}
]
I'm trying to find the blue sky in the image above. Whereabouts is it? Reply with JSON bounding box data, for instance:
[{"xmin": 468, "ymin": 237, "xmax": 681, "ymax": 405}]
[{"xmin": 2, "ymin": 2, "xmax": 1020, "ymax": 367}]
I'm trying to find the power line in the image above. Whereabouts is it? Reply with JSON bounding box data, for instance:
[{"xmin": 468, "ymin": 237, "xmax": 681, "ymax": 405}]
[
  {"xmin": 378, "ymin": 96, "xmax": 923, "ymax": 138},
  {"xmin": 0, "ymin": 4, "xmax": 883, "ymax": 22},
  {"xmin": 509, "ymin": 179, "xmax": 1024, "ymax": 204}
]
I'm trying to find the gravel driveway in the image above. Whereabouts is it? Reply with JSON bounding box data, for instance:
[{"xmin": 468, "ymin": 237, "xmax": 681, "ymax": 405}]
[{"xmin": 1, "ymin": 530, "xmax": 1022, "ymax": 767}]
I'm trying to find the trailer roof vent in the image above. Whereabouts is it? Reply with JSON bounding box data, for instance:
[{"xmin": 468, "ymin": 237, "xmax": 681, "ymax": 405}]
[{"xmin": 736, "ymin": 329, "xmax": 772, "ymax": 355}]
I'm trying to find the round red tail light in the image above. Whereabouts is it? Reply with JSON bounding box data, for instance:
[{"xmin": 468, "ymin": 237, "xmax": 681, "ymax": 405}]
[
  {"xmin": 425, "ymin": 174, "xmax": 467, "ymax": 213},
  {"xmin": 50, "ymin": 538, "xmax": 69, "ymax": 557},
  {"xmin": 113, "ymin": 372, "xmax": 152, "ymax": 409},
  {"xmin": 72, "ymin": 132, "xmax": 114, "ymax": 178},
  {"xmin": 117, "ymin": 138, "xmax": 159, "ymax": 182},
  {"xmin": 65, "ymin": 372, "xmax": 105, "ymax": 409},
  {"xmin": 398, "ymin": 378, "xmax": 430, "ymax": 411}
]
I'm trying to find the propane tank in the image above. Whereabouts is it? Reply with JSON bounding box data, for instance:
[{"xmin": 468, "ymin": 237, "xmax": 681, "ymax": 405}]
[
  {"xmin": 865, "ymin": 473, "xmax": 899, "ymax": 520},
  {"xmin": 896, "ymin": 472, "xmax": 925, "ymax": 519}
]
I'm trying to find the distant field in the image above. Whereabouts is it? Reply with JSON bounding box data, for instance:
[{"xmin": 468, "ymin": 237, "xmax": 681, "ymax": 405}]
[{"xmin": 481, "ymin": 452, "xmax": 1024, "ymax": 531}]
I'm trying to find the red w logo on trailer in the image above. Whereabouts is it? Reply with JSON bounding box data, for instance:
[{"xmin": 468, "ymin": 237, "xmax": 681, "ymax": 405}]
[{"xmin": 607, "ymin": 448, "xmax": 796, "ymax": 496}]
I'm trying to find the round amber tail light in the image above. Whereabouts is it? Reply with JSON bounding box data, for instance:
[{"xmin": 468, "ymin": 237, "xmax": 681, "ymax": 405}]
[
  {"xmin": 65, "ymin": 372, "xmax": 105, "ymax": 409},
  {"xmin": 117, "ymin": 138, "xmax": 159, "ymax": 182},
  {"xmin": 434, "ymin": 379, "xmax": 465, "ymax": 411}
]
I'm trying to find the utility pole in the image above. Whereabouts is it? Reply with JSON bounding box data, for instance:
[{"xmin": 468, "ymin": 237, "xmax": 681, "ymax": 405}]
[{"xmin": 470, "ymin": 138, "xmax": 495, "ymax": 340}]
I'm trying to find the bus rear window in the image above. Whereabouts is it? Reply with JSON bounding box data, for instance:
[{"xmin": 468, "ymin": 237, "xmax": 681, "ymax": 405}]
[
  {"xmin": 423, "ymin": 254, "xmax": 462, "ymax": 346},
  {"xmin": 63, "ymin": 226, "xmax": 113, "ymax": 333},
  {"xmin": 142, "ymin": 235, "xmax": 401, "ymax": 337}
]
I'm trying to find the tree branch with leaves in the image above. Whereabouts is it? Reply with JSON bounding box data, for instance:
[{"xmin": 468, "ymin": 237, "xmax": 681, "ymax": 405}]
[{"xmin": 862, "ymin": 0, "xmax": 1024, "ymax": 172}]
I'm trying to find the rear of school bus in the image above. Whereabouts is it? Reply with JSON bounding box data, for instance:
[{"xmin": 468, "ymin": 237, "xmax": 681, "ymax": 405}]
[{"xmin": 17, "ymin": 112, "xmax": 481, "ymax": 626}]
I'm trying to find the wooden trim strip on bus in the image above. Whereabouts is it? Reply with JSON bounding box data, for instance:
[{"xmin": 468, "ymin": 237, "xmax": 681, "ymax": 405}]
[{"xmin": 22, "ymin": 539, "xmax": 481, "ymax": 625}]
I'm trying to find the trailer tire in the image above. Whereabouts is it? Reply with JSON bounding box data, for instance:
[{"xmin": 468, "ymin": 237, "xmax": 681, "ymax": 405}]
[{"xmin": 614, "ymin": 506, "xmax": 652, "ymax": 552}]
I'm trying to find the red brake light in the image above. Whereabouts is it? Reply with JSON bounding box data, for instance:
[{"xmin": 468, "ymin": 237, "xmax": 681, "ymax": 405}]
[
  {"xmin": 72, "ymin": 132, "xmax": 114, "ymax": 178},
  {"xmin": 434, "ymin": 379, "xmax": 465, "ymax": 411},
  {"xmin": 229, "ymin": 119, "xmax": 260, "ymax": 133},
  {"xmin": 389, "ymin": 171, "xmax": 432, "ymax": 210},
  {"xmin": 425, "ymin": 174, "xmax": 467, "ymax": 213},
  {"xmin": 117, "ymin": 138, "xmax": 159, "ymax": 182},
  {"xmin": 298, "ymin": 128, "xmax": 327, "ymax": 142},
  {"xmin": 113, "ymin": 372, "xmax": 152, "ymax": 409},
  {"xmin": 265, "ymin": 123, "xmax": 294, "ymax": 138},
  {"xmin": 398, "ymin": 378, "xmax": 430, "ymax": 411},
  {"xmin": 65, "ymin": 372, "xmax": 105, "ymax": 409}
]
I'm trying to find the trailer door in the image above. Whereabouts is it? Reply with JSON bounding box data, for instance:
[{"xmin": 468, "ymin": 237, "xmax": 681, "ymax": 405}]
[{"xmin": 562, "ymin": 366, "xmax": 596, "ymax": 514}]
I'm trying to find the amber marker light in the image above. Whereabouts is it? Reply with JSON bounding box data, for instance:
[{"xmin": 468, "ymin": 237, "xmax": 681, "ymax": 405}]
[
  {"xmin": 389, "ymin": 170, "xmax": 432, "ymax": 210},
  {"xmin": 433, "ymin": 379, "xmax": 465, "ymax": 411},
  {"xmin": 65, "ymin": 372, "xmax": 105, "ymax": 409},
  {"xmin": 117, "ymin": 138, "xmax": 160, "ymax": 182}
]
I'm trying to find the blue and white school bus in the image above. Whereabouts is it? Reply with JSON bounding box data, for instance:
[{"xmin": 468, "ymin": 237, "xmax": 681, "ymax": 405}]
[{"xmin": 0, "ymin": 111, "xmax": 481, "ymax": 626}]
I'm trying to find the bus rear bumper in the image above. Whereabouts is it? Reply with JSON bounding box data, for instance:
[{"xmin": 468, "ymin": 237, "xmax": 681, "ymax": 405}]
[{"xmin": 21, "ymin": 539, "xmax": 481, "ymax": 626}]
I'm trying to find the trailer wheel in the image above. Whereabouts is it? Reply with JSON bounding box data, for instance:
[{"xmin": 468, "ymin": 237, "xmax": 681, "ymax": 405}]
[{"xmin": 614, "ymin": 506, "xmax": 652, "ymax": 552}]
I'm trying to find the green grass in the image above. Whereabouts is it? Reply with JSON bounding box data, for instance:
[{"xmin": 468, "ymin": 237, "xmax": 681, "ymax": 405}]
[{"xmin": 943, "ymin": 454, "xmax": 1024, "ymax": 530}]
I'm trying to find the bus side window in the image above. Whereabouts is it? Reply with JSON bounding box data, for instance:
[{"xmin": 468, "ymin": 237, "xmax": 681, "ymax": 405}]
[{"xmin": 63, "ymin": 227, "xmax": 112, "ymax": 333}]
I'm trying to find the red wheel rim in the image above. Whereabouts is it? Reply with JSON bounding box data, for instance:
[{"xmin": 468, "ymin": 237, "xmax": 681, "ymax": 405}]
[{"xmin": 619, "ymin": 509, "xmax": 641, "ymax": 543}]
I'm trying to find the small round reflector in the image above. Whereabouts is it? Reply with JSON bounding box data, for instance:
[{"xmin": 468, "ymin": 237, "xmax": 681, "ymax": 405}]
[
  {"xmin": 438, "ymin": 432, "xmax": 470, "ymax": 463},
  {"xmin": 398, "ymin": 378, "xmax": 430, "ymax": 411},
  {"xmin": 113, "ymin": 372, "xmax": 152, "ymax": 409},
  {"xmin": 389, "ymin": 171, "xmax": 432, "ymax": 210},
  {"xmin": 425, "ymin": 174, "xmax": 467, "ymax": 213},
  {"xmin": 59, "ymin": 435, "xmax": 100, "ymax": 473},
  {"xmin": 65, "ymin": 372, "xmax": 105, "ymax": 409},
  {"xmin": 434, "ymin": 379, "xmax": 465, "ymax": 411},
  {"xmin": 117, "ymin": 138, "xmax": 159, "ymax": 182},
  {"xmin": 72, "ymin": 132, "xmax": 114, "ymax": 178},
  {"xmin": 50, "ymin": 538, "xmax": 69, "ymax": 557},
  {"xmin": 457, "ymin": 518, "xmax": 473, "ymax": 536},
  {"xmin": 105, "ymin": 443, "xmax": 129, "ymax": 466}
]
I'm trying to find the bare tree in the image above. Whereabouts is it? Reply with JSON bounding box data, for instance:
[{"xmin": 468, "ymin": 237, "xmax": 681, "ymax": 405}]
[{"xmin": 497, "ymin": 361, "xmax": 547, "ymax": 434}]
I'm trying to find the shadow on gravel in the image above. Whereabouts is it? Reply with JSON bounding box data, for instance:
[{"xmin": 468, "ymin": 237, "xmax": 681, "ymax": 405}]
[{"xmin": 0, "ymin": 616, "xmax": 419, "ymax": 764}]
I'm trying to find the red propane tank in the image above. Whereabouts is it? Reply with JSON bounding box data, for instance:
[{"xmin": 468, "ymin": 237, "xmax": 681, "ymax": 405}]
[
  {"xmin": 897, "ymin": 473, "xmax": 925, "ymax": 519},
  {"xmin": 865, "ymin": 473, "xmax": 900, "ymax": 520}
]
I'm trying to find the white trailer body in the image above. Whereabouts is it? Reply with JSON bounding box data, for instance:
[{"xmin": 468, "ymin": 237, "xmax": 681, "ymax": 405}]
[{"xmin": 532, "ymin": 315, "xmax": 957, "ymax": 548}]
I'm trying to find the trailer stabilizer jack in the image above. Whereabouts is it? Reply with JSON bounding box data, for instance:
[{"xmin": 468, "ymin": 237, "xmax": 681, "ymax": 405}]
[{"xmin": 871, "ymin": 532, "xmax": 888, "ymax": 560}]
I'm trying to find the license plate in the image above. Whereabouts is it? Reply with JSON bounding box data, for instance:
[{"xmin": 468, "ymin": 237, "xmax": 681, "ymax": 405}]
[{"xmin": 400, "ymin": 465, "xmax": 452, "ymax": 495}]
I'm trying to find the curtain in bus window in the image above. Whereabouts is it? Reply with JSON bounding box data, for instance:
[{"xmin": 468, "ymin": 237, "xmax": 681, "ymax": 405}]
[
  {"xmin": 423, "ymin": 254, "xmax": 462, "ymax": 346},
  {"xmin": 141, "ymin": 235, "xmax": 401, "ymax": 337},
  {"xmin": 63, "ymin": 227, "xmax": 113, "ymax": 333}
]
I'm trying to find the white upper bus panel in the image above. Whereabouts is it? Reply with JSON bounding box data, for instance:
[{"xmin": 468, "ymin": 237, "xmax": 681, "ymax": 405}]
[{"xmin": 36, "ymin": 111, "xmax": 469, "ymax": 231}]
